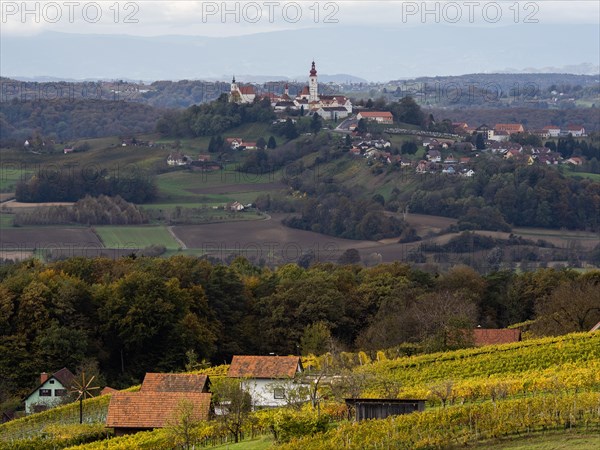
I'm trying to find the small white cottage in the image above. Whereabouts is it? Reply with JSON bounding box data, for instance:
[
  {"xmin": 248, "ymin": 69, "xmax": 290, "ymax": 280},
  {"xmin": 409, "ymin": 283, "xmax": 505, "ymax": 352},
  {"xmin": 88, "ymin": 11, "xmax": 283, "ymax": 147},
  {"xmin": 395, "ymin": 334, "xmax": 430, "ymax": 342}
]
[
  {"xmin": 227, "ymin": 355, "xmax": 303, "ymax": 408},
  {"xmin": 24, "ymin": 368, "xmax": 75, "ymax": 414}
]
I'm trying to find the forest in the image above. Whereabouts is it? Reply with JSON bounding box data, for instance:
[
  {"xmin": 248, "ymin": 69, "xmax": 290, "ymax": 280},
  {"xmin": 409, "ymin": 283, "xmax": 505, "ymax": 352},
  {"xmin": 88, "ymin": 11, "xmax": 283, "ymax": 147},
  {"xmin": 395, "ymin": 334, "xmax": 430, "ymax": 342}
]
[
  {"xmin": 14, "ymin": 168, "xmax": 157, "ymax": 203},
  {"xmin": 0, "ymin": 99, "xmax": 162, "ymax": 146},
  {"xmin": 407, "ymin": 160, "xmax": 600, "ymax": 231},
  {"xmin": 1, "ymin": 256, "xmax": 598, "ymax": 406}
]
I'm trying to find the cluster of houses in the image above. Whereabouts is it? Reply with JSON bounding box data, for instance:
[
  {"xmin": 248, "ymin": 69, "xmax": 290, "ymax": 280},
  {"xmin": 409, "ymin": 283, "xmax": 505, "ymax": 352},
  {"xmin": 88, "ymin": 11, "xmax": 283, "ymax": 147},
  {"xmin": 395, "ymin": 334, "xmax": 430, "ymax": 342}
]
[
  {"xmin": 166, "ymin": 152, "xmax": 222, "ymax": 171},
  {"xmin": 11, "ymin": 327, "xmax": 535, "ymax": 430},
  {"xmin": 454, "ymin": 122, "xmax": 587, "ymax": 140}
]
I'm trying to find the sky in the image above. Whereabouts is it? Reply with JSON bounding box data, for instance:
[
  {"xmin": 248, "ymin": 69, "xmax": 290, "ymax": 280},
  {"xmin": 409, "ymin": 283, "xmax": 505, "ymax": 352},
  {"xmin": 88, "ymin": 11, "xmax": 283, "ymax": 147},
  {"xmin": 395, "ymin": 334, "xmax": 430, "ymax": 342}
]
[
  {"xmin": 1, "ymin": 1, "xmax": 599, "ymax": 80},
  {"xmin": 2, "ymin": 1, "xmax": 599, "ymax": 37}
]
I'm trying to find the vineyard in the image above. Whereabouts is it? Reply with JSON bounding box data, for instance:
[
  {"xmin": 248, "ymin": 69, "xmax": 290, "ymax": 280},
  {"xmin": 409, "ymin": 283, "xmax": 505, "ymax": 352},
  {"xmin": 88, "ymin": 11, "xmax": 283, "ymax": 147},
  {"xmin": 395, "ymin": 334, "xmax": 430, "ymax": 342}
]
[
  {"xmin": 276, "ymin": 392, "xmax": 600, "ymax": 450},
  {"xmin": 358, "ymin": 332, "xmax": 600, "ymax": 387},
  {"xmin": 1, "ymin": 333, "xmax": 599, "ymax": 449}
]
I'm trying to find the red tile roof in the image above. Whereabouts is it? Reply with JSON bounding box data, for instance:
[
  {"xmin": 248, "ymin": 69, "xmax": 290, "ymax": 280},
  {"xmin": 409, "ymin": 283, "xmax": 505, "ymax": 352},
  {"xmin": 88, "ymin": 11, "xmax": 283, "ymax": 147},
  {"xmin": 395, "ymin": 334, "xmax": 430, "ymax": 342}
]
[
  {"xmin": 359, "ymin": 111, "xmax": 393, "ymax": 119},
  {"xmin": 227, "ymin": 356, "xmax": 302, "ymax": 379},
  {"xmin": 473, "ymin": 328, "xmax": 521, "ymax": 346},
  {"xmin": 239, "ymin": 86, "xmax": 255, "ymax": 95},
  {"xmin": 106, "ymin": 392, "xmax": 211, "ymax": 429},
  {"xmin": 141, "ymin": 373, "xmax": 209, "ymax": 393},
  {"xmin": 494, "ymin": 123, "xmax": 524, "ymax": 133}
]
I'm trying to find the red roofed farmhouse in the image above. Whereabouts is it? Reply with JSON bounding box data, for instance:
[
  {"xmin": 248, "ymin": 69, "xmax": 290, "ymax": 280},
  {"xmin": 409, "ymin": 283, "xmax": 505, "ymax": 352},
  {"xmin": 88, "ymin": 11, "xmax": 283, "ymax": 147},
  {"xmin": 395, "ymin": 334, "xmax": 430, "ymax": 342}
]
[
  {"xmin": 227, "ymin": 355, "xmax": 303, "ymax": 408},
  {"xmin": 357, "ymin": 111, "xmax": 394, "ymax": 124},
  {"xmin": 106, "ymin": 392, "xmax": 211, "ymax": 436},
  {"xmin": 106, "ymin": 372, "xmax": 212, "ymax": 436}
]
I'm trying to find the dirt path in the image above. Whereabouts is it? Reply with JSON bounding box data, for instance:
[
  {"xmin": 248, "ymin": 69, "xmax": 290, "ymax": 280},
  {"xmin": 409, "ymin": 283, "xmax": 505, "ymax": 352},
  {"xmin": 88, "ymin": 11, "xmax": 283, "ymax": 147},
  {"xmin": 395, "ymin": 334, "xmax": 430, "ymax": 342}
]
[{"xmin": 167, "ymin": 226, "xmax": 187, "ymax": 249}]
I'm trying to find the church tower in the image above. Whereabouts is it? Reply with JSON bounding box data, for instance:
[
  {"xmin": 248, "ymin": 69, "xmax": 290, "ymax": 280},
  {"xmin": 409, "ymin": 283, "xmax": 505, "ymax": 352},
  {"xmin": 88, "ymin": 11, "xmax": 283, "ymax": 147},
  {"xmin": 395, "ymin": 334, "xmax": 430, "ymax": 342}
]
[
  {"xmin": 309, "ymin": 61, "xmax": 318, "ymax": 102},
  {"xmin": 230, "ymin": 76, "xmax": 240, "ymax": 103}
]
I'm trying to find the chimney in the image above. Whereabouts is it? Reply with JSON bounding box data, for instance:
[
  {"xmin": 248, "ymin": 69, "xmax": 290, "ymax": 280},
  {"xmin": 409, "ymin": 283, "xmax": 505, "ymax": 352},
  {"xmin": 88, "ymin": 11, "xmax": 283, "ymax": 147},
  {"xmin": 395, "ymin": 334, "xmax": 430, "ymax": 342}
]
[{"xmin": 40, "ymin": 372, "xmax": 49, "ymax": 384}]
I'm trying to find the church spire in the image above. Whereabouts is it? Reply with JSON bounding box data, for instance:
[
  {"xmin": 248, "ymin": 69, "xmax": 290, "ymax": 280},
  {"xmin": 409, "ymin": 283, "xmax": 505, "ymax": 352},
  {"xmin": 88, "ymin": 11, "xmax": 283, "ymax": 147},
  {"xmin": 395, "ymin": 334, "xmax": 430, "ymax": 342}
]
[{"xmin": 310, "ymin": 61, "xmax": 317, "ymax": 76}]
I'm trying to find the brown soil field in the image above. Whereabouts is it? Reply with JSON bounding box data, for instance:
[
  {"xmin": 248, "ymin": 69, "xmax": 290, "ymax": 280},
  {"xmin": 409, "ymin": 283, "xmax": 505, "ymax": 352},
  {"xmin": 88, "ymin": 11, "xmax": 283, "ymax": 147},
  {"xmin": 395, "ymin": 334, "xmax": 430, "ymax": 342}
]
[
  {"xmin": 172, "ymin": 213, "xmax": 377, "ymax": 264},
  {"xmin": 1, "ymin": 200, "xmax": 74, "ymax": 211},
  {"xmin": 173, "ymin": 212, "xmax": 599, "ymax": 265},
  {"xmin": 0, "ymin": 250, "xmax": 34, "ymax": 261},
  {"xmin": 0, "ymin": 228, "xmax": 102, "ymax": 250}
]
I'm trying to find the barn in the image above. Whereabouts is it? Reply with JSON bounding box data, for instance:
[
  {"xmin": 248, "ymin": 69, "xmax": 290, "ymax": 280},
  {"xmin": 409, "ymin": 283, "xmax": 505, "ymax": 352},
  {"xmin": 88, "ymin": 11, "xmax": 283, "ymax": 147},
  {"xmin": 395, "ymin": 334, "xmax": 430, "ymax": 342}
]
[{"xmin": 345, "ymin": 398, "xmax": 426, "ymax": 421}]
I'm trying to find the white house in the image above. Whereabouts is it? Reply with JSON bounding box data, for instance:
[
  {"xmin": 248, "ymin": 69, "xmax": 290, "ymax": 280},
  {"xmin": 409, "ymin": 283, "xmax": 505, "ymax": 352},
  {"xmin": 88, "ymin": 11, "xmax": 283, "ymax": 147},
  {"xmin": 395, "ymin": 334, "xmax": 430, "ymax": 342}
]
[
  {"xmin": 227, "ymin": 356, "xmax": 304, "ymax": 408},
  {"xmin": 228, "ymin": 201, "xmax": 245, "ymax": 212},
  {"xmin": 542, "ymin": 126, "xmax": 561, "ymax": 137},
  {"xmin": 24, "ymin": 368, "xmax": 74, "ymax": 414},
  {"xmin": 167, "ymin": 152, "xmax": 191, "ymax": 166},
  {"xmin": 356, "ymin": 111, "xmax": 394, "ymax": 124},
  {"xmin": 566, "ymin": 125, "xmax": 586, "ymax": 137}
]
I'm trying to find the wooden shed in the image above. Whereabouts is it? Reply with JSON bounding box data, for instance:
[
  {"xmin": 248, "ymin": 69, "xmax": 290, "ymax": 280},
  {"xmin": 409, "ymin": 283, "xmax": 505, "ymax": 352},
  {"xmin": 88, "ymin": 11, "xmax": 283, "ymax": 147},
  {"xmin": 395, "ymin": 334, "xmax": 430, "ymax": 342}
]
[{"xmin": 345, "ymin": 398, "xmax": 426, "ymax": 421}]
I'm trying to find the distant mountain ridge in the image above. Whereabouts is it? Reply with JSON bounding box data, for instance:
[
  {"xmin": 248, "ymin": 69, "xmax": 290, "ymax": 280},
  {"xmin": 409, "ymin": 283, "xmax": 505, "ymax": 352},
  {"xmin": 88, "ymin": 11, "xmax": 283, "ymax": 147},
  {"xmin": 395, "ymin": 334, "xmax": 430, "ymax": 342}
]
[{"xmin": 1, "ymin": 24, "xmax": 598, "ymax": 81}]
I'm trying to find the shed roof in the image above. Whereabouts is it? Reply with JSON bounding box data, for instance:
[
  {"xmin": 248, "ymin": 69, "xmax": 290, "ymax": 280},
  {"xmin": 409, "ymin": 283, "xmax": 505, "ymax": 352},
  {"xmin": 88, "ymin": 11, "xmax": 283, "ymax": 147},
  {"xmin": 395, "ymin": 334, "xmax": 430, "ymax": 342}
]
[{"xmin": 473, "ymin": 328, "xmax": 521, "ymax": 346}]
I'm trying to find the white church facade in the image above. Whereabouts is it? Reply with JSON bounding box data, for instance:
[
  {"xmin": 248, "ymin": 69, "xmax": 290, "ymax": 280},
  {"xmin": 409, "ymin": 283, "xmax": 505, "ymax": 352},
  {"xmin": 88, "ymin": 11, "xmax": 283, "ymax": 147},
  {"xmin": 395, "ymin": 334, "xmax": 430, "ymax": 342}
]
[{"xmin": 229, "ymin": 61, "xmax": 352, "ymax": 119}]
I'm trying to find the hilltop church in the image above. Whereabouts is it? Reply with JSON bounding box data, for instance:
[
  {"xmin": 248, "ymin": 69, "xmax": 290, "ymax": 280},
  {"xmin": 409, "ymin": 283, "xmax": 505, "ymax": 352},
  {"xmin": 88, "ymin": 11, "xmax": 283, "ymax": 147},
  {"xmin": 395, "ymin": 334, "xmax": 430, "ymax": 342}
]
[{"xmin": 229, "ymin": 61, "xmax": 352, "ymax": 120}]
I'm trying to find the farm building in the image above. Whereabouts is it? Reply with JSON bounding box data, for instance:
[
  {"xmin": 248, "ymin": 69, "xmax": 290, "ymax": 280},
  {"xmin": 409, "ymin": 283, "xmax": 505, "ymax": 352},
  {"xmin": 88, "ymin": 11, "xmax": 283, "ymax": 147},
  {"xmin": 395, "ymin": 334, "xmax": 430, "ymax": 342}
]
[
  {"xmin": 106, "ymin": 391, "xmax": 211, "ymax": 436},
  {"xmin": 106, "ymin": 372, "xmax": 212, "ymax": 436},
  {"xmin": 345, "ymin": 398, "xmax": 426, "ymax": 421},
  {"xmin": 227, "ymin": 355, "xmax": 303, "ymax": 408}
]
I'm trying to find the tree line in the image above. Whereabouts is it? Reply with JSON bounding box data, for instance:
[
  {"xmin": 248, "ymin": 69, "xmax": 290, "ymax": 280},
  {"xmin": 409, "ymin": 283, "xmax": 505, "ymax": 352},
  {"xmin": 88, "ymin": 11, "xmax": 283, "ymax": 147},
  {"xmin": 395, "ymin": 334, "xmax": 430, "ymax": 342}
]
[
  {"xmin": 13, "ymin": 195, "xmax": 148, "ymax": 226},
  {"xmin": 1, "ymin": 256, "xmax": 598, "ymax": 405},
  {"xmin": 15, "ymin": 168, "xmax": 157, "ymax": 203}
]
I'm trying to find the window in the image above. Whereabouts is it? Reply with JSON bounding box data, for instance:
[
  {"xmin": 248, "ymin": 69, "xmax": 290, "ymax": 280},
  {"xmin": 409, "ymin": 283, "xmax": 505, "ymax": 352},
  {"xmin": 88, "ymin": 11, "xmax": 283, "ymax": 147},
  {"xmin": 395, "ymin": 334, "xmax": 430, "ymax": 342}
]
[
  {"xmin": 49, "ymin": 380, "xmax": 55, "ymax": 384},
  {"xmin": 54, "ymin": 389, "xmax": 67, "ymax": 397},
  {"xmin": 273, "ymin": 388, "xmax": 285, "ymax": 399},
  {"xmin": 39, "ymin": 389, "xmax": 51, "ymax": 396}
]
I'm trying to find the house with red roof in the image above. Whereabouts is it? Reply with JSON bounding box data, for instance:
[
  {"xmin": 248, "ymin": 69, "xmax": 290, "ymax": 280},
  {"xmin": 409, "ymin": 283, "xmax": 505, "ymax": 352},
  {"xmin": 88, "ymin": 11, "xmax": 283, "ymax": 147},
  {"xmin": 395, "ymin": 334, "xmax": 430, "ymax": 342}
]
[
  {"xmin": 494, "ymin": 123, "xmax": 525, "ymax": 134},
  {"xmin": 106, "ymin": 372, "xmax": 212, "ymax": 436},
  {"xmin": 356, "ymin": 111, "xmax": 394, "ymax": 124},
  {"xmin": 566, "ymin": 125, "xmax": 586, "ymax": 137},
  {"xmin": 227, "ymin": 355, "xmax": 303, "ymax": 408},
  {"xmin": 106, "ymin": 392, "xmax": 211, "ymax": 436},
  {"xmin": 542, "ymin": 125, "xmax": 561, "ymax": 137}
]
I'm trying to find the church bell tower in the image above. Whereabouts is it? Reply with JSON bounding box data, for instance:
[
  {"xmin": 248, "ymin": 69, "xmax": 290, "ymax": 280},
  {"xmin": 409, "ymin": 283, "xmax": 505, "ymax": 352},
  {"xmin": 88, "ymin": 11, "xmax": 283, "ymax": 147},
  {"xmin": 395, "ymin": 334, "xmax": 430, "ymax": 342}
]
[{"xmin": 309, "ymin": 61, "xmax": 318, "ymax": 102}]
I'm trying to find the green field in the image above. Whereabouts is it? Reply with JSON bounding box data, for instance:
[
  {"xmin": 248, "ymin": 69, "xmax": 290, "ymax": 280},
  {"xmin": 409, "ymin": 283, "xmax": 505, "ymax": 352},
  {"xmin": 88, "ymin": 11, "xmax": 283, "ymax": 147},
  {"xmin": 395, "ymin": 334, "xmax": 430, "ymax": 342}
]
[
  {"xmin": 565, "ymin": 169, "xmax": 600, "ymax": 181},
  {"xmin": 0, "ymin": 214, "xmax": 13, "ymax": 227},
  {"xmin": 94, "ymin": 226, "xmax": 180, "ymax": 249},
  {"xmin": 0, "ymin": 169, "xmax": 30, "ymax": 192}
]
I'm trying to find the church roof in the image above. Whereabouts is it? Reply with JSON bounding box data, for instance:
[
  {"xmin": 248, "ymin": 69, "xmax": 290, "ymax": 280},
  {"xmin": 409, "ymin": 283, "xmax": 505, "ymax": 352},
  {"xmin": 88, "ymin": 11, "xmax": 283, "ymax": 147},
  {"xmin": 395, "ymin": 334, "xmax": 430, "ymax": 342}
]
[{"xmin": 239, "ymin": 86, "xmax": 255, "ymax": 95}]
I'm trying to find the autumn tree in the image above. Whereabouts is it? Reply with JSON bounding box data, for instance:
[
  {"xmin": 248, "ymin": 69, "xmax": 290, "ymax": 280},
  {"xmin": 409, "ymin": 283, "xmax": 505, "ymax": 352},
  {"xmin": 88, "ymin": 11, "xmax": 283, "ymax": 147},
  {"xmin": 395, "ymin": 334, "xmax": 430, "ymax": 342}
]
[
  {"xmin": 533, "ymin": 278, "xmax": 600, "ymax": 335},
  {"xmin": 211, "ymin": 378, "xmax": 252, "ymax": 443}
]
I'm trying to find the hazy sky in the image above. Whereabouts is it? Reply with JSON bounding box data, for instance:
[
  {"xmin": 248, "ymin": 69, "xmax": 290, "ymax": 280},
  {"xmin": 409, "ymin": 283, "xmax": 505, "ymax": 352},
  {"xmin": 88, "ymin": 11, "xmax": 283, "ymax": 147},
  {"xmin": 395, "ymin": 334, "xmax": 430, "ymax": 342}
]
[{"xmin": 2, "ymin": 1, "xmax": 599, "ymax": 37}]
